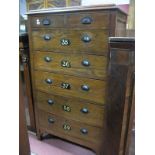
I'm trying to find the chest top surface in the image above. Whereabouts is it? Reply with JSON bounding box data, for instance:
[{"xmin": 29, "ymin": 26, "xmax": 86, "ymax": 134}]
[{"xmin": 26, "ymin": 4, "xmax": 127, "ymax": 15}]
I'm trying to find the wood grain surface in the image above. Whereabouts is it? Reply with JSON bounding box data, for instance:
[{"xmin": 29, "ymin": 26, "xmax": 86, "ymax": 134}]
[
  {"xmin": 27, "ymin": 7, "xmax": 128, "ymax": 155},
  {"xmin": 31, "ymin": 29, "xmax": 109, "ymax": 54},
  {"xmin": 36, "ymin": 91, "xmax": 105, "ymax": 127},
  {"xmin": 34, "ymin": 70, "xmax": 107, "ymax": 104},
  {"xmin": 33, "ymin": 51, "xmax": 108, "ymax": 79},
  {"xmin": 38, "ymin": 109, "xmax": 103, "ymax": 144}
]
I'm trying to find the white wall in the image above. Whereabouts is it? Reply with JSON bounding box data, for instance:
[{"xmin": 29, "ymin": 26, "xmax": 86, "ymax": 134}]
[{"xmin": 82, "ymin": 0, "xmax": 129, "ymax": 5}]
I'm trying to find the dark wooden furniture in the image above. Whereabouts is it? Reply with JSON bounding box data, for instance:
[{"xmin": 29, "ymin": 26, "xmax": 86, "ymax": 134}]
[
  {"xmin": 125, "ymin": 86, "xmax": 135, "ymax": 155},
  {"xmin": 109, "ymin": 37, "xmax": 135, "ymax": 155},
  {"xmin": 19, "ymin": 75, "xmax": 30, "ymax": 155},
  {"xmin": 20, "ymin": 33, "xmax": 36, "ymax": 132},
  {"xmin": 27, "ymin": 6, "xmax": 129, "ymax": 155}
]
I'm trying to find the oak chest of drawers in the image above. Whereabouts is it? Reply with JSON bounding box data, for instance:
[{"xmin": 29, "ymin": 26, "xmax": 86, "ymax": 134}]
[{"xmin": 27, "ymin": 6, "xmax": 132, "ymax": 155}]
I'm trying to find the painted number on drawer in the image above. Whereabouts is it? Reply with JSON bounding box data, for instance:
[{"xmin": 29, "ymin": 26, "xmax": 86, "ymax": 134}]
[
  {"xmin": 61, "ymin": 60, "xmax": 71, "ymax": 68},
  {"xmin": 63, "ymin": 105, "xmax": 71, "ymax": 112},
  {"xmin": 63, "ymin": 124, "xmax": 71, "ymax": 131},
  {"xmin": 60, "ymin": 39, "xmax": 70, "ymax": 46}
]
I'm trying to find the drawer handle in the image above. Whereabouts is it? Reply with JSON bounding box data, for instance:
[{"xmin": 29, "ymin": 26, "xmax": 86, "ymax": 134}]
[
  {"xmin": 48, "ymin": 117, "xmax": 55, "ymax": 124},
  {"xmin": 81, "ymin": 17, "xmax": 92, "ymax": 24},
  {"xmin": 44, "ymin": 35, "xmax": 51, "ymax": 41},
  {"xmin": 60, "ymin": 39, "xmax": 70, "ymax": 46},
  {"xmin": 81, "ymin": 108, "xmax": 89, "ymax": 114},
  {"xmin": 61, "ymin": 83, "xmax": 71, "ymax": 89},
  {"xmin": 47, "ymin": 99, "xmax": 54, "ymax": 105},
  {"xmin": 81, "ymin": 85, "xmax": 89, "ymax": 91},
  {"xmin": 61, "ymin": 60, "xmax": 71, "ymax": 68},
  {"xmin": 42, "ymin": 19, "xmax": 51, "ymax": 25},
  {"xmin": 45, "ymin": 78, "xmax": 53, "ymax": 84},
  {"xmin": 82, "ymin": 60, "xmax": 90, "ymax": 66},
  {"xmin": 63, "ymin": 105, "xmax": 71, "ymax": 112},
  {"xmin": 63, "ymin": 124, "xmax": 71, "ymax": 131},
  {"xmin": 82, "ymin": 35, "xmax": 91, "ymax": 43},
  {"xmin": 44, "ymin": 56, "xmax": 52, "ymax": 62},
  {"xmin": 80, "ymin": 128, "xmax": 88, "ymax": 135}
]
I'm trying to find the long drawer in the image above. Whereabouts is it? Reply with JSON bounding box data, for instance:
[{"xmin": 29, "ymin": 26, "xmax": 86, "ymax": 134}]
[
  {"xmin": 36, "ymin": 91, "xmax": 104, "ymax": 127},
  {"xmin": 38, "ymin": 110, "xmax": 103, "ymax": 144},
  {"xmin": 33, "ymin": 51, "xmax": 108, "ymax": 79},
  {"xmin": 31, "ymin": 29, "xmax": 109, "ymax": 54},
  {"xmin": 34, "ymin": 70, "xmax": 106, "ymax": 104},
  {"xmin": 30, "ymin": 12, "xmax": 109, "ymax": 29}
]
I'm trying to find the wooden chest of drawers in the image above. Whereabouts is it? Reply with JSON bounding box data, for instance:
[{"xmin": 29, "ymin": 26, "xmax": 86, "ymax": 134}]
[{"xmin": 27, "ymin": 6, "xmax": 133, "ymax": 155}]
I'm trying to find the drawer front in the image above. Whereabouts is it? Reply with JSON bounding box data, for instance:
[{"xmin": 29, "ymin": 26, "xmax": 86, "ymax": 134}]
[
  {"xmin": 67, "ymin": 12, "xmax": 110, "ymax": 28},
  {"xmin": 33, "ymin": 51, "xmax": 108, "ymax": 79},
  {"xmin": 36, "ymin": 91, "xmax": 104, "ymax": 127},
  {"xmin": 30, "ymin": 14, "xmax": 65, "ymax": 28},
  {"xmin": 32, "ymin": 29, "xmax": 109, "ymax": 54},
  {"xmin": 30, "ymin": 12, "xmax": 109, "ymax": 28},
  {"xmin": 38, "ymin": 110, "xmax": 103, "ymax": 144},
  {"xmin": 34, "ymin": 71, "xmax": 106, "ymax": 104}
]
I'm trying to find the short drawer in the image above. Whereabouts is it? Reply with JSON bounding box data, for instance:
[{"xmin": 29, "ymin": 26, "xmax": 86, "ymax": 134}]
[
  {"xmin": 33, "ymin": 51, "xmax": 108, "ymax": 80},
  {"xmin": 36, "ymin": 91, "xmax": 104, "ymax": 127},
  {"xmin": 34, "ymin": 71, "xmax": 106, "ymax": 104},
  {"xmin": 32, "ymin": 29, "xmax": 109, "ymax": 55},
  {"xmin": 67, "ymin": 12, "xmax": 110, "ymax": 28},
  {"xmin": 30, "ymin": 14, "xmax": 65, "ymax": 28},
  {"xmin": 30, "ymin": 12, "xmax": 109, "ymax": 29},
  {"xmin": 38, "ymin": 110, "xmax": 103, "ymax": 144}
]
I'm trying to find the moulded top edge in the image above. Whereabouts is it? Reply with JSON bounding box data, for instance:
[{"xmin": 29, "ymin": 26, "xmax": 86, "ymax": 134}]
[
  {"xmin": 26, "ymin": 4, "xmax": 127, "ymax": 15},
  {"xmin": 109, "ymin": 37, "xmax": 135, "ymax": 43}
]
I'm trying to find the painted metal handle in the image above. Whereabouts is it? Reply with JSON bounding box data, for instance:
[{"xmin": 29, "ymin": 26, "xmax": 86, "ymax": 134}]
[
  {"xmin": 47, "ymin": 99, "xmax": 54, "ymax": 105},
  {"xmin": 82, "ymin": 35, "xmax": 91, "ymax": 43},
  {"xmin": 81, "ymin": 85, "xmax": 89, "ymax": 91},
  {"xmin": 80, "ymin": 128, "xmax": 88, "ymax": 134},
  {"xmin": 42, "ymin": 19, "xmax": 51, "ymax": 25},
  {"xmin": 48, "ymin": 117, "xmax": 55, "ymax": 124},
  {"xmin": 81, "ymin": 108, "xmax": 89, "ymax": 114},
  {"xmin": 44, "ymin": 35, "xmax": 51, "ymax": 41},
  {"xmin": 81, "ymin": 17, "xmax": 92, "ymax": 24},
  {"xmin": 44, "ymin": 56, "xmax": 52, "ymax": 62},
  {"xmin": 45, "ymin": 78, "xmax": 52, "ymax": 84},
  {"xmin": 82, "ymin": 60, "xmax": 90, "ymax": 66}
]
